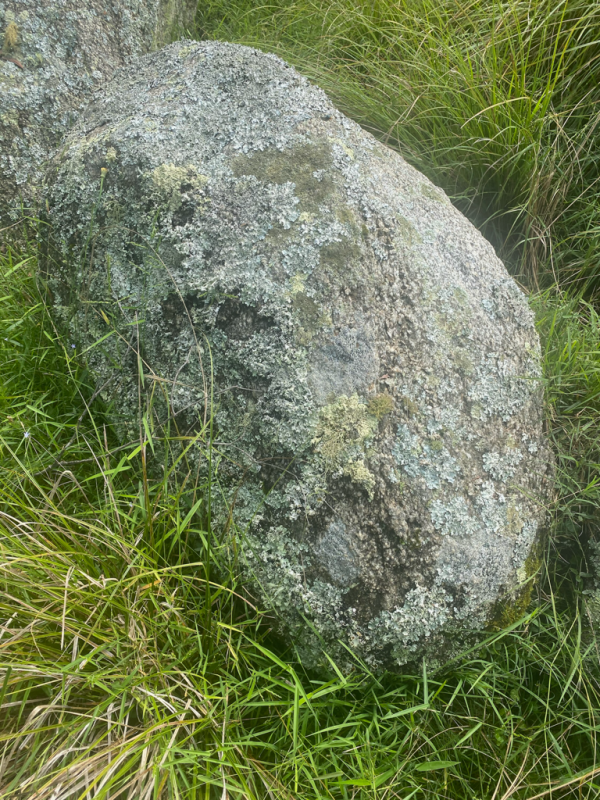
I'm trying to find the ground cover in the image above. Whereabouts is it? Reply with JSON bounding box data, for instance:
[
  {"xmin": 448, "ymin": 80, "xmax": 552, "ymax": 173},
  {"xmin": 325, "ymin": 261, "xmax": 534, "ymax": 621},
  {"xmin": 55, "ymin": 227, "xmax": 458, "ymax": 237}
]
[{"xmin": 2, "ymin": 0, "xmax": 600, "ymax": 796}]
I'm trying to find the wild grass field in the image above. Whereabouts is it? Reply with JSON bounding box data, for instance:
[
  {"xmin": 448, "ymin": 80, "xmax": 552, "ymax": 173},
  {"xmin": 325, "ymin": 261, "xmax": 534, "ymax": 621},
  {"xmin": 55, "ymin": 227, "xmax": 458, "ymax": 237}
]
[{"xmin": 2, "ymin": 0, "xmax": 600, "ymax": 797}]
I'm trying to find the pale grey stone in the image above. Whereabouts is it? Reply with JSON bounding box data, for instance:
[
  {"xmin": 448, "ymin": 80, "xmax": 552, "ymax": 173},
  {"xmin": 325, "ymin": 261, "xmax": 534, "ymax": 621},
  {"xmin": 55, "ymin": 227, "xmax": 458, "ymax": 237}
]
[{"xmin": 43, "ymin": 40, "xmax": 553, "ymax": 671}]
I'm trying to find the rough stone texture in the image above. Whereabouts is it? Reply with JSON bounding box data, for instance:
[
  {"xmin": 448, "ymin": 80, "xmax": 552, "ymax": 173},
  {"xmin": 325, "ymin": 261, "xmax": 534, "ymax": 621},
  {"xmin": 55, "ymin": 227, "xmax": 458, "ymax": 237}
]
[
  {"xmin": 0, "ymin": 0, "xmax": 196, "ymax": 222},
  {"xmin": 43, "ymin": 40, "xmax": 553, "ymax": 671}
]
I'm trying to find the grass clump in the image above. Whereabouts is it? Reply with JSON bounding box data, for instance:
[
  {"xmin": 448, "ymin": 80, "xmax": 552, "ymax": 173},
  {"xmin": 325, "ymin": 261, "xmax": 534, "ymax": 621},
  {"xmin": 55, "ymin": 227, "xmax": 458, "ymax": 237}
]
[{"xmin": 2, "ymin": 0, "xmax": 600, "ymax": 796}]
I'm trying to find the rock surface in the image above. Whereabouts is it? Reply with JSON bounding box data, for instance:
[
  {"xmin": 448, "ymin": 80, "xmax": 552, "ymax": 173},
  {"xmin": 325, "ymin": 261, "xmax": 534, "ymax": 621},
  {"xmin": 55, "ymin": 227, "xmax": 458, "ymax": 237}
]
[
  {"xmin": 0, "ymin": 0, "xmax": 195, "ymax": 222},
  {"xmin": 44, "ymin": 40, "xmax": 553, "ymax": 671}
]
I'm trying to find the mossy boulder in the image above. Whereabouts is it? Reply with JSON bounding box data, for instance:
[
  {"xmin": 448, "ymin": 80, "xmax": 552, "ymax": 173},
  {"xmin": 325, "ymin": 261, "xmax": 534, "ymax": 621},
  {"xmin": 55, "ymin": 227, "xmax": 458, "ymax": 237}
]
[
  {"xmin": 0, "ymin": 0, "xmax": 195, "ymax": 222},
  {"xmin": 43, "ymin": 40, "xmax": 553, "ymax": 671}
]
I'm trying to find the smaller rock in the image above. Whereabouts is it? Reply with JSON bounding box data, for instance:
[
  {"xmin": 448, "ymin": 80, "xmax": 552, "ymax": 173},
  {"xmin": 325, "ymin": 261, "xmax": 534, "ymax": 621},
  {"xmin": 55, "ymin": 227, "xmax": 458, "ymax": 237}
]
[{"xmin": 0, "ymin": 0, "xmax": 195, "ymax": 222}]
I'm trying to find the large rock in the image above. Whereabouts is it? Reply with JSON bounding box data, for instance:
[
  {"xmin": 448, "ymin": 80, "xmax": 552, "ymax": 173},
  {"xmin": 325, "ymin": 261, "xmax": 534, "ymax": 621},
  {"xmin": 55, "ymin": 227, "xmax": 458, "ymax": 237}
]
[
  {"xmin": 0, "ymin": 0, "xmax": 196, "ymax": 222},
  {"xmin": 44, "ymin": 40, "xmax": 553, "ymax": 671}
]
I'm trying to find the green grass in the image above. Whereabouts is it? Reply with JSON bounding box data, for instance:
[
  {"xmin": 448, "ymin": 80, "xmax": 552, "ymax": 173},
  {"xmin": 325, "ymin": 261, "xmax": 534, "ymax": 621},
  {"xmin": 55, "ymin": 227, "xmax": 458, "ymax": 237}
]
[{"xmin": 2, "ymin": 0, "xmax": 600, "ymax": 796}]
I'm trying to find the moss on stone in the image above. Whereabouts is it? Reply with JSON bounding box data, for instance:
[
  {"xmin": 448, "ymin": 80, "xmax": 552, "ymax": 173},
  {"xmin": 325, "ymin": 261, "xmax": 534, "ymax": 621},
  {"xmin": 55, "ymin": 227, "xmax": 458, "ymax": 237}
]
[
  {"xmin": 231, "ymin": 142, "xmax": 336, "ymax": 211},
  {"xmin": 489, "ymin": 545, "xmax": 542, "ymax": 629},
  {"xmin": 420, "ymin": 182, "xmax": 449, "ymax": 204},
  {"xmin": 3, "ymin": 21, "xmax": 18, "ymax": 51},
  {"xmin": 400, "ymin": 395, "xmax": 420, "ymax": 417},
  {"xmin": 319, "ymin": 237, "xmax": 362, "ymax": 275},
  {"xmin": 292, "ymin": 292, "xmax": 324, "ymax": 333},
  {"xmin": 453, "ymin": 348, "xmax": 474, "ymax": 375},
  {"xmin": 395, "ymin": 215, "xmax": 421, "ymax": 246},
  {"xmin": 367, "ymin": 393, "xmax": 394, "ymax": 420}
]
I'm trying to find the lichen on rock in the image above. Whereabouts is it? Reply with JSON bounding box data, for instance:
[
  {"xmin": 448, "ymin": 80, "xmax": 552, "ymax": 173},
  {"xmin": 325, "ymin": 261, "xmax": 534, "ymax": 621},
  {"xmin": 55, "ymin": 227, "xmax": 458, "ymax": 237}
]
[{"xmin": 43, "ymin": 40, "xmax": 553, "ymax": 672}]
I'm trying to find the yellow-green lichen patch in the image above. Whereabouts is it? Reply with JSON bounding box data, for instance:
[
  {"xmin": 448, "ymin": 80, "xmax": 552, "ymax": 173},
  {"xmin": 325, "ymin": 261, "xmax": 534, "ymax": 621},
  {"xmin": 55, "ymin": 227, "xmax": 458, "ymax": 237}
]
[
  {"xmin": 177, "ymin": 44, "xmax": 195, "ymax": 58},
  {"xmin": 3, "ymin": 21, "xmax": 18, "ymax": 51},
  {"xmin": 345, "ymin": 459, "xmax": 375, "ymax": 498},
  {"xmin": 329, "ymin": 136, "xmax": 355, "ymax": 160},
  {"xmin": 288, "ymin": 273, "xmax": 307, "ymax": 295},
  {"xmin": 367, "ymin": 393, "xmax": 394, "ymax": 420},
  {"xmin": 312, "ymin": 394, "xmax": 378, "ymax": 493},
  {"xmin": 151, "ymin": 163, "xmax": 209, "ymax": 212}
]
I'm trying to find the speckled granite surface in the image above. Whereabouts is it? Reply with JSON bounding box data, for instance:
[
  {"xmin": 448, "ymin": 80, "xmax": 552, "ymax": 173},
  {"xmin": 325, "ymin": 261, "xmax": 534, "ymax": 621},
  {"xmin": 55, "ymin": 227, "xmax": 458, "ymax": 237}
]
[{"xmin": 43, "ymin": 40, "xmax": 553, "ymax": 671}]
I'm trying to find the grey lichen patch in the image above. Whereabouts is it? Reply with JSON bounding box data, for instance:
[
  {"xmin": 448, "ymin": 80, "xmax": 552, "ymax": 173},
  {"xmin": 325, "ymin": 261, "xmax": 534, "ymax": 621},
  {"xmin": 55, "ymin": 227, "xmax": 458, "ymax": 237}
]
[
  {"xmin": 469, "ymin": 353, "xmax": 540, "ymax": 422},
  {"xmin": 482, "ymin": 279, "xmax": 535, "ymax": 328},
  {"xmin": 368, "ymin": 584, "xmax": 453, "ymax": 664},
  {"xmin": 430, "ymin": 484, "xmax": 530, "ymax": 548},
  {"xmin": 483, "ymin": 448, "xmax": 524, "ymax": 481},
  {"xmin": 393, "ymin": 424, "xmax": 460, "ymax": 489},
  {"xmin": 430, "ymin": 496, "xmax": 478, "ymax": 537},
  {"xmin": 43, "ymin": 40, "xmax": 552, "ymax": 672},
  {"xmin": 474, "ymin": 480, "xmax": 518, "ymax": 535}
]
